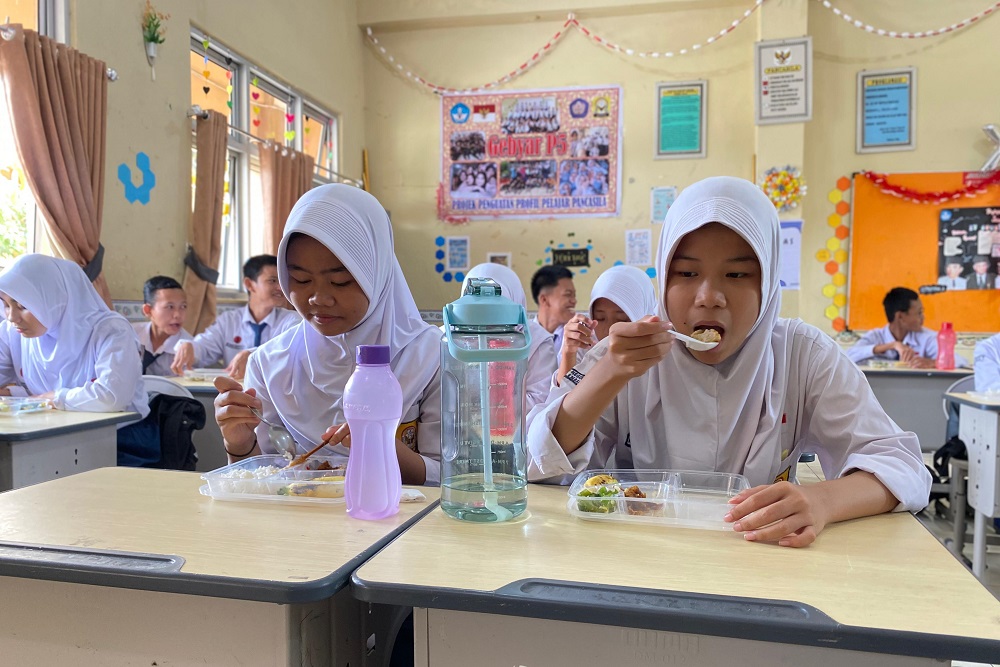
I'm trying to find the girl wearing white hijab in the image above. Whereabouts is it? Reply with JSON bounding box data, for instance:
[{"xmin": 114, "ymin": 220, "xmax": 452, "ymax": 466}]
[
  {"xmin": 460, "ymin": 263, "xmax": 557, "ymax": 411},
  {"xmin": 556, "ymin": 264, "xmax": 658, "ymax": 384},
  {"xmin": 0, "ymin": 254, "xmax": 151, "ymax": 463},
  {"xmin": 527, "ymin": 176, "xmax": 929, "ymax": 547},
  {"xmin": 214, "ymin": 184, "xmax": 442, "ymax": 485}
]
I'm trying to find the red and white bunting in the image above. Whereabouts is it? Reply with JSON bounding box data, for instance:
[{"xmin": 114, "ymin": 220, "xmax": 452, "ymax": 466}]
[{"xmin": 817, "ymin": 0, "xmax": 1000, "ymax": 38}]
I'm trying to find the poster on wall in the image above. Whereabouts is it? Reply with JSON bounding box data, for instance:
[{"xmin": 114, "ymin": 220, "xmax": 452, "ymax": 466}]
[
  {"xmin": 650, "ymin": 186, "xmax": 678, "ymax": 223},
  {"xmin": 655, "ymin": 81, "xmax": 706, "ymax": 159},
  {"xmin": 440, "ymin": 85, "xmax": 622, "ymax": 220},
  {"xmin": 754, "ymin": 37, "xmax": 812, "ymax": 125},
  {"xmin": 856, "ymin": 67, "xmax": 916, "ymax": 154},
  {"xmin": 937, "ymin": 207, "xmax": 1000, "ymax": 291}
]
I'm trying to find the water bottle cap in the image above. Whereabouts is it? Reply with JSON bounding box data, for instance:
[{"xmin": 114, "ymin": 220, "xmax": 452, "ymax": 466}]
[
  {"xmin": 942, "ymin": 322, "xmax": 953, "ymax": 330},
  {"xmin": 357, "ymin": 345, "xmax": 390, "ymax": 365}
]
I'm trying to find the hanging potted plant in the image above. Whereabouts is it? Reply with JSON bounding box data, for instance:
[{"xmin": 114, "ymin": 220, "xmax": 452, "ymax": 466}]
[{"xmin": 141, "ymin": 0, "xmax": 169, "ymax": 79}]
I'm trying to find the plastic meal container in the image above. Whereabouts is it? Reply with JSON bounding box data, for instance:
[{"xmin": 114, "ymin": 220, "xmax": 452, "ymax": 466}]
[
  {"xmin": 0, "ymin": 396, "xmax": 52, "ymax": 416},
  {"xmin": 200, "ymin": 454, "xmax": 347, "ymax": 506},
  {"xmin": 183, "ymin": 368, "xmax": 231, "ymax": 381},
  {"xmin": 567, "ymin": 469, "xmax": 750, "ymax": 531}
]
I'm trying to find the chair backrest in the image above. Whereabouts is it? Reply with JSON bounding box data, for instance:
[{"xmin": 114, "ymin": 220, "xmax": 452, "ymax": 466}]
[
  {"xmin": 942, "ymin": 374, "xmax": 976, "ymax": 420},
  {"xmin": 143, "ymin": 375, "xmax": 194, "ymax": 399}
]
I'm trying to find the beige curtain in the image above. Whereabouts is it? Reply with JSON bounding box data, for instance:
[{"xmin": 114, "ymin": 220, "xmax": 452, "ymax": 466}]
[
  {"xmin": 259, "ymin": 143, "xmax": 314, "ymax": 254},
  {"xmin": 0, "ymin": 26, "xmax": 111, "ymax": 304},
  {"xmin": 182, "ymin": 110, "xmax": 227, "ymax": 334}
]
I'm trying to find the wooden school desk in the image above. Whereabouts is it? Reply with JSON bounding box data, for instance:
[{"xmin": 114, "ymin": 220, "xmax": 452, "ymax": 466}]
[
  {"xmin": 945, "ymin": 391, "xmax": 1000, "ymax": 578},
  {"xmin": 352, "ymin": 485, "xmax": 1000, "ymax": 666},
  {"xmin": 862, "ymin": 365, "xmax": 972, "ymax": 451},
  {"xmin": 173, "ymin": 376, "xmax": 228, "ymax": 472},
  {"xmin": 0, "ymin": 409, "xmax": 139, "ymax": 491},
  {"xmin": 0, "ymin": 467, "xmax": 438, "ymax": 666}
]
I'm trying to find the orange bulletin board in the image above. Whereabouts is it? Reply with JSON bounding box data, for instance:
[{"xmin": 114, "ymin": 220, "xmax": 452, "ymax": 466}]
[{"xmin": 848, "ymin": 172, "xmax": 1000, "ymax": 332}]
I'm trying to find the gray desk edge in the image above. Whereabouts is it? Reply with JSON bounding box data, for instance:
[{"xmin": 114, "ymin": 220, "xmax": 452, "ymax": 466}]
[
  {"xmin": 350, "ymin": 576, "xmax": 1000, "ymax": 663},
  {"xmin": 0, "ymin": 500, "xmax": 439, "ymax": 604},
  {"xmin": 945, "ymin": 394, "xmax": 1000, "ymax": 412},
  {"xmin": 863, "ymin": 368, "xmax": 972, "ymax": 378},
  {"xmin": 0, "ymin": 411, "xmax": 141, "ymax": 441}
]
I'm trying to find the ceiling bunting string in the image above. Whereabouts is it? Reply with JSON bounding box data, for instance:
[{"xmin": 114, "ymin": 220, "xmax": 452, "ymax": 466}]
[{"xmin": 815, "ymin": 0, "xmax": 1000, "ymax": 38}]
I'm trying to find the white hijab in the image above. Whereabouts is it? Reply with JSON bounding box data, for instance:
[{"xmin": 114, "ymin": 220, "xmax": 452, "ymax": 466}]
[
  {"xmin": 588, "ymin": 265, "xmax": 658, "ymax": 322},
  {"xmin": 256, "ymin": 184, "xmax": 440, "ymax": 450},
  {"xmin": 0, "ymin": 254, "xmax": 128, "ymax": 392},
  {"xmin": 648, "ymin": 176, "xmax": 786, "ymax": 482},
  {"xmin": 461, "ymin": 262, "xmax": 553, "ymax": 351}
]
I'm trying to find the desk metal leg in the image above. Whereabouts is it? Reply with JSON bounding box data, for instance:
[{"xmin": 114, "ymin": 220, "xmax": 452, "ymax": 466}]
[
  {"xmin": 950, "ymin": 466, "xmax": 968, "ymax": 559},
  {"xmin": 973, "ymin": 511, "xmax": 988, "ymax": 577}
]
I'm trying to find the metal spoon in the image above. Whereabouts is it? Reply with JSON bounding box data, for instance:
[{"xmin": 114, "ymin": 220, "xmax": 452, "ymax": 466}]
[
  {"xmin": 249, "ymin": 407, "xmax": 296, "ymax": 461},
  {"xmin": 667, "ymin": 329, "xmax": 720, "ymax": 351}
]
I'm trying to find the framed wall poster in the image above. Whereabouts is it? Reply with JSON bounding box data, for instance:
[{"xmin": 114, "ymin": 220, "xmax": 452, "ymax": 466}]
[
  {"xmin": 445, "ymin": 236, "xmax": 470, "ymax": 272},
  {"xmin": 486, "ymin": 252, "xmax": 511, "ymax": 267},
  {"xmin": 655, "ymin": 81, "xmax": 706, "ymax": 159},
  {"xmin": 856, "ymin": 67, "xmax": 916, "ymax": 154},
  {"xmin": 754, "ymin": 37, "xmax": 812, "ymax": 125}
]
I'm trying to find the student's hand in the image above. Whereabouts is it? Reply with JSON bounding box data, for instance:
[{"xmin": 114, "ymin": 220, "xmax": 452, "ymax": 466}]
[
  {"xmin": 213, "ymin": 376, "xmax": 260, "ymax": 455},
  {"xmin": 320, "ymin": 423, "xmax": 351, "ymax": 449},
  {"xmin": 603, "ymin": 316, "xmax": 673, "ymax": 380},
  {"xmin": 561, "ymin": 316, "xmax": 597, "ymax": 361},
  {"xmin": 224, "ymin": 350, "xmax": 252, "ymax": 380},
  {"xmin": 0, "ymin": 386, "xmax": 10, "ymax": 397},
  {"xmin": 725, "ymin": 482, "xmax": 828, "ymax": 548},
  {"xmin": 907, "ymin": 356, "xmax": 937, "ymax": 370},
  {"xmin": 33, "ymin": 390, "xmax": 56, "ymax": 399},
  {"xmin": 171, "ymin": 342, "xmax": 196, "ymax": 376}
]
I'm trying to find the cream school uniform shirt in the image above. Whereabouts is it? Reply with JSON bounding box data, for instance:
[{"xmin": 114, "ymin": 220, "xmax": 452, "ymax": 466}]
[
  {"xmin": 526, "ymin": 320, "xmax": 931, "ymax": 512},
  {"xmin": 846, "ymin": 324, "xmax": 968, "ymax": 367},
  {"xmin": 188, "ymin": 305, "xmax": 299, "ymax": 366},
  {"xmin": 132, "ymin": 322, "xmax": 193, "ymax": 376}
]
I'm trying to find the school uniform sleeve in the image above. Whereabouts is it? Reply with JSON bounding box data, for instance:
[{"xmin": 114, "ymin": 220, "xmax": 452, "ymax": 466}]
[
  {"xmin": 415, "ymin": 364, "xmax": 442, "ymax": 486},
  {"xmin": 53, "ymin": 320, "xmax": 144, "ymax": 413},
  {"xmin": 799, "ymin": 334, "xmax": 931, "ymax": 512},
  {"xmin": 525, "ymin": 335, "xmax": 557, "ymax": 412},
  {"xmin": 844, "ymin": 327, "xmax": 883, "ymax": 364},
  {"xmin": 526, "ymin": 339, "xmax": 619, "ymax": 482},
  {"xmin": 0, "ymin": 323, "xmax": 17, "ymax": 385},
  {"xmin": 974, "ymin": 335, "xmax": 1000, "ymax": 392},
  {"xmin": 187, "ymin": 314, "xmax": 229, "ymax": 367},
  {"xmin": 244, "ymin": 350, "xmax": 278, "ymax": 453}
]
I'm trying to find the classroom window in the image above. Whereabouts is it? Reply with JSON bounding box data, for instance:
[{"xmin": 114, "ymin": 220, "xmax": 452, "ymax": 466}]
[
  {"xmin": 188, "ymin": 49, "xmax": 234, "ymax": 126},
  {"xmin": 302, "ymin": 103, "xmax": 339, "ymax": 180},
  {"xmin": 248, "ymin": 72, "xmax": 292, "ymax": 145}
]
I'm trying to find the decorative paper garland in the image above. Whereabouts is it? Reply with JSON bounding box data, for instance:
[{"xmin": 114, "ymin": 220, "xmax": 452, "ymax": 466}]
[
  {"xmin": 816, "ymin": 0, "xmax": 1000, "ymax": 39},
  {"xmin": 861, "ymin": 170, "xmax": 1000, "ymax": 204},
  {"xmin": 816, "ymin": 176, "xmax": 852, "ymax": 333},
  {"xmin": 363, "ymin": 1, "xmax": 766, "ymax": 95},
  {"xmin": 759, "ymin": 166, "xmax": 806, "ymax": 212}
]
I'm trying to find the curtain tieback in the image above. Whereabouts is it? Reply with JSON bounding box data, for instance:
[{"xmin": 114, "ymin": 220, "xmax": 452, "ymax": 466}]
[
  {"xmin": 184, "ymin": 245, "xmax": 220, "ymax": 284},
  {"xmin": 82, "ymin": 243, "xmax": 105, "ymax": 281}
]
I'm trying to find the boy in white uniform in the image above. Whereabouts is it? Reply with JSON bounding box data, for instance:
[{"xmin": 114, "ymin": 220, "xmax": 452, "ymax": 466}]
[
  {"xmin": 527, "ymin": 177, "xmax": 930, "ymax": 548},
  {"xmin": 171, "ymin": 255, "xmax": 299, "ymax": 379},
  {"xmin": 133, "ymin": 276, "xmax": 192, "ymax": 376}
]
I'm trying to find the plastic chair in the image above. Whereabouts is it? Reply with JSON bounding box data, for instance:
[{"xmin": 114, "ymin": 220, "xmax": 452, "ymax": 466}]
[
  {"xmin": 142, "ymin": 375, "xmax": 194, "ymax": 399},
  {"xmin": 941, "ymin": 375, "xmax": 976, "ymax": 421}
]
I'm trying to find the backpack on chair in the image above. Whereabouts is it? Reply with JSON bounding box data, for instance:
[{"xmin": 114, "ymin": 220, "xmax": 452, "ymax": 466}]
[{"xmin": 146, "ymin": 393, "xmax": 206, "ymax": 471}]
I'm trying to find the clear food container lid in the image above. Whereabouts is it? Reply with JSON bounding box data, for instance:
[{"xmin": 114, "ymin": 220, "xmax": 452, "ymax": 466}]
[
  {"xmin": 200, "ymin": 454, "xmax": 347, "ymax": 505},
  {"xmin": 183, "ymin": 368, "xmax": 230, "ymax": 381},
  {"xmin": 0, "ymin": 396, "xmax": 53, "ymax": 416},
  {"xmin": 567, "ymin": 469, "xmax": 750, "ymax": 531}
]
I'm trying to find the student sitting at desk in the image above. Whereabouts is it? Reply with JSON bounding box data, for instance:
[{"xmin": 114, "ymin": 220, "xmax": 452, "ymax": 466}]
[
  {"xmin": 134, "ymin": 276, "xmax": 192, "ymax": 376},
  {"xmin": 0, "ymin": 254, "xmax": 154, "ymax": 465},
  {"xmin": 213, "ymin": 185, "xmax": 442, "ymax": 485},
  {"xmin": 527, "ymin": 176, "xmax": 930, "ymax": 547},
  {"xmin": 556, "ymin": 264, "xmax": 658, "ymax": 385},
  {"xmin": 171, "ymin": 255, "xmax": 299, "ymax": 380},
  {"xmin": 845, "ymin": 287, "xmax": 961, "ymax": 368}
]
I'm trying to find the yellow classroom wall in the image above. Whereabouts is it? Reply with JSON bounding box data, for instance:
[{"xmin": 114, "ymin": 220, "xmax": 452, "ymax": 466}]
[
  {"xmin": 362, "ymin": 0, "xmax": 1000, "ymax": 331},
  {"xmin": 67, "ymin": 0, "xmax": 366, "ymax": 299}
]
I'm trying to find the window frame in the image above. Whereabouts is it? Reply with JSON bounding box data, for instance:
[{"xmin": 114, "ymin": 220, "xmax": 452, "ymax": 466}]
[{"xmin": 189, "ymin": 27, "xmax": 344, "ymax": 295}]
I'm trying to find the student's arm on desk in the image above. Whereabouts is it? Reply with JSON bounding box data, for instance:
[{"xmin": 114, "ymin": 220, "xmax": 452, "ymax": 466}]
[
  {"xmin": 727, "ymin": 334, "xmax": 930, "ymax": 548},
  {"xmin": 213, "ymin": 375, "xmax": 262, "ymax": 462},
  {"xmin": 54, "ymin": 322, "xmax": 142, "ymax": 412}
]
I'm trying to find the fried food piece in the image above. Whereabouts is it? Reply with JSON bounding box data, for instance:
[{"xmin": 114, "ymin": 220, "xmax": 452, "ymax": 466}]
[
  {"xmin": 623, "ymin": 485, "xmax": 646, "ymax": 499},
  {"xmin": 692, "ymin": 328, "xmax": 721, "ymax": 343},
  {"xmin": 584, "ymin": 474, "xmax": 619, "ymax": 487}
]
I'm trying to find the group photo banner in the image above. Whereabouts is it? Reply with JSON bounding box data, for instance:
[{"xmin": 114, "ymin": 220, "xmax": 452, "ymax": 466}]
[{"xmin": 440, "ymin": 85, "xmax": 622, "ymax": 220}]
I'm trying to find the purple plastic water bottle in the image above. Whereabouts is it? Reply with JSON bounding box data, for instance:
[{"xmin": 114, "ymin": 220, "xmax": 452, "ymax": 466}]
[{"xmin": 344, "ymin": 345, "xmax": 403, "ymax": 520}]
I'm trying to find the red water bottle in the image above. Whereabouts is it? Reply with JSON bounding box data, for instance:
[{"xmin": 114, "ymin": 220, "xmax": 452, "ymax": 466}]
[{"xmin": 936, "ymin": 322, "xmax": 956, "ymax": 370}]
